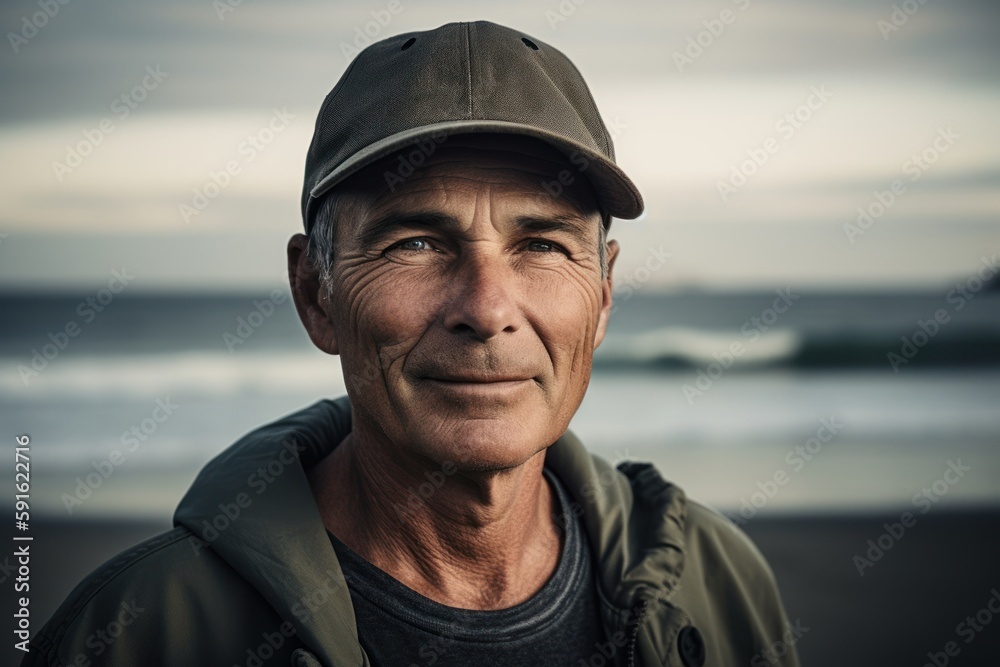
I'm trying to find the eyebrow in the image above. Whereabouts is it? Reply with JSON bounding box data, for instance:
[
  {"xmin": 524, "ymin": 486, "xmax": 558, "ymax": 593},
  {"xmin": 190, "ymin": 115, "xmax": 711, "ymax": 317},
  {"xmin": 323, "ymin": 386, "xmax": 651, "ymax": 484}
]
[
  {"xmin": 356, "ymin": 211, "xmax": 596, "ymax": 249},
  {"xmin": 512, "ymin": 214, "xmax": 595, "ymax": 243},
  {"xmin": 355, "ymin": 211, "xmax": 458, "ymax": 249}
]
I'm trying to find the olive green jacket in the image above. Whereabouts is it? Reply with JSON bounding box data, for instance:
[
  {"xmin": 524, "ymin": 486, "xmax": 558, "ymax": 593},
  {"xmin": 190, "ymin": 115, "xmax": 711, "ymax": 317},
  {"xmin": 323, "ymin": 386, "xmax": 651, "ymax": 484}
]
[{"xmin": 26, "ymin": 397, "xmax": 799, "ymax": 667}]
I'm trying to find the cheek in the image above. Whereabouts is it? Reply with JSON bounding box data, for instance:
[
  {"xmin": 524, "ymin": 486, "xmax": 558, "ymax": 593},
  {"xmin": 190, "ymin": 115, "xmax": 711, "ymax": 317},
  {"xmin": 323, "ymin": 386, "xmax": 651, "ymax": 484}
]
[
  {"xmin": 334, "ymin": 265, "xmax": 440, "ymax": 367},
  {"xmin": 523, "ymin": 268, "xmax": 603, "ymax": 372}
]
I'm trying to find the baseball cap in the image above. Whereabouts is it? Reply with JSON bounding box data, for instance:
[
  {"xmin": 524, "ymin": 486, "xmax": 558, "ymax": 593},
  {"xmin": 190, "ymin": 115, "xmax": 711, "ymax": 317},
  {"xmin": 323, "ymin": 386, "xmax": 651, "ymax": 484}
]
[{"xmin": 301, "ymin": 20, "xmax": 644, "ymax": 232}]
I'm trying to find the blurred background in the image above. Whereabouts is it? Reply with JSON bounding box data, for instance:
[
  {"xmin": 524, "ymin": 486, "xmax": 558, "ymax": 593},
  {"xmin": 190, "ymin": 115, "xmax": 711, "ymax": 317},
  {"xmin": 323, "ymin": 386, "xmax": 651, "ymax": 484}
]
[{"xmin": 2, "ymin": 0, "xmax": 998, "ymax": 665}]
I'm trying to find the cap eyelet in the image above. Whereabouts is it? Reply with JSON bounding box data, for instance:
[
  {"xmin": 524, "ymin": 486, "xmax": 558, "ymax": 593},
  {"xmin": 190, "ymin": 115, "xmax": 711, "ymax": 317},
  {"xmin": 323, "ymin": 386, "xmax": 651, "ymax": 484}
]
[
  {"xmin": 401, "ymin": 37, "xmax": 416, "ymax": 51},
  {"xmin": 521, "ymin": 37, "xmax": 539, "ymax": 50}
]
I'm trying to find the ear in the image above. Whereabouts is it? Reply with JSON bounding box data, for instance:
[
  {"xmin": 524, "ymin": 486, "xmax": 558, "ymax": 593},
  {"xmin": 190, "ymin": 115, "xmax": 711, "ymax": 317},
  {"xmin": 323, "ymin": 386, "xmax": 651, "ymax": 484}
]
[
  {"xmin": 593, "ymin": 239, "xmax": 620, "ymax": 350},
  {"xmin": 287, "ymin": 233, "xmax": 340, "ymax": 355}
]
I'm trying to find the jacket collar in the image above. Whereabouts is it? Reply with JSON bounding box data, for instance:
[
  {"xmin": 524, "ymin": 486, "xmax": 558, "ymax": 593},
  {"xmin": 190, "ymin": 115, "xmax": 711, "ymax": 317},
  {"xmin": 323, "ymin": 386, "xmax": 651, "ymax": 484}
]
[
  {"xmin": 174, "ymin": 397, "xmax": 687, "ymax": 666},
  {"xmin": 545, "ymin": 431, "xmax": 687, "ymax": 611}
]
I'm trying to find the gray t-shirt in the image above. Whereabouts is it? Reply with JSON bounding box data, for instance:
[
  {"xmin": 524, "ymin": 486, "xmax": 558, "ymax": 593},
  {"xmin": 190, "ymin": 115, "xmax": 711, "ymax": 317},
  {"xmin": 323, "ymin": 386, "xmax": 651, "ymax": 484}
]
[{"xmin": 329, "ymin": 469, "xmax": 606, "ymax": 666}]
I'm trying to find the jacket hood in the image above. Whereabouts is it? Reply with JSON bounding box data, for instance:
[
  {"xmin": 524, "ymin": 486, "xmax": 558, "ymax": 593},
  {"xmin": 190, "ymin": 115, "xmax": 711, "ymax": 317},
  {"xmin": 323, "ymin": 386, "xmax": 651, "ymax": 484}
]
[{"xmin": 174, "ymin": 397, "xmax": 688, "ymax": 666}]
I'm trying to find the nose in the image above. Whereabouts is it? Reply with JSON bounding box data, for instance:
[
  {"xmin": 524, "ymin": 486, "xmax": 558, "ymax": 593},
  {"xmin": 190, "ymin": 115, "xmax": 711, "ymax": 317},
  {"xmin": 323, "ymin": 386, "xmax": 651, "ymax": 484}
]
[{"xmin": 441, "ymin": 249, "xmax": 521, "ymax": 341}]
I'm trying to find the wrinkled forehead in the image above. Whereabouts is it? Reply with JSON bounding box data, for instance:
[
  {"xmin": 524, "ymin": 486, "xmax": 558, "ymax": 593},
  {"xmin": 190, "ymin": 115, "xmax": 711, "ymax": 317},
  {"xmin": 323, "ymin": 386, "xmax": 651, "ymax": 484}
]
[{"xmin": 331, "ymin": 134, "xmax": 603, "ymax": 222}]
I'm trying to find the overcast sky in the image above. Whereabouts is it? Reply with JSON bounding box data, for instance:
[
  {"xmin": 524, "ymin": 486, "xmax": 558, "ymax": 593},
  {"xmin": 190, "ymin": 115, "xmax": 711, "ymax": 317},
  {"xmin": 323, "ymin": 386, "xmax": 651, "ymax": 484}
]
[{"xmin": 1, "ymin": 0, "xmax": 998, "ymax": 292}]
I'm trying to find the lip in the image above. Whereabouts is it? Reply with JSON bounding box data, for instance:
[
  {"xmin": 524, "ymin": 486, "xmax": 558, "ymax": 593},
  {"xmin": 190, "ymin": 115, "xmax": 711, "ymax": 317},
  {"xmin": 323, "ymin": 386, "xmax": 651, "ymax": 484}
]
[
  {"xmin": 427, "ymin": 375, "xmax": 534, "ymax": 384},
  {"xmin": 423, "ymin": 376, "xmax": 535, "ymax": 395}
]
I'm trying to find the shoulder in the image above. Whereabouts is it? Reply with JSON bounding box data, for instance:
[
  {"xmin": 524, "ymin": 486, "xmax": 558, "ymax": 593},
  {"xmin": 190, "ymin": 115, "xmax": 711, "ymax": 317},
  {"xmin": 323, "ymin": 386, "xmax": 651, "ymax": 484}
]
[
  {"xmin": 675, "ymin": 499, "xmax": 801, "ymax": 665},
  {"xmin": 609, "ymin": 459, "xmax": 785, "ymax": 605},
  {"xmin": 25, "ymin": 527, "xmax": 291, "ymax": 667},
  {"xmin": 583, "ymin": 456, "xmax": 799, "ymax": 664},
  {"xmin": 682, "ymin": 498, "xmax": 780, "ymax": 590}
]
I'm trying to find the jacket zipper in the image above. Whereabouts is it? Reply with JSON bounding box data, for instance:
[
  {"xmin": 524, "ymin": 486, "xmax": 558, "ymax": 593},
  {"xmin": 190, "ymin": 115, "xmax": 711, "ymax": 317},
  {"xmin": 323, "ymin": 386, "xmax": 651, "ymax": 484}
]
[{"xmin": 624, "ymin": 599, "xmax": 649, "ymax": 667}]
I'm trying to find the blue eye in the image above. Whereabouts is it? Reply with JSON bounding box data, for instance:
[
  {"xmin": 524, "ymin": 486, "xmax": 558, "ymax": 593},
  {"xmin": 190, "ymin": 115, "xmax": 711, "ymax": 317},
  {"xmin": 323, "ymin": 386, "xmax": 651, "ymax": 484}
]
[
  {"xmin": 393, "ymin": 238, "xmax": 434, "ymax": 252},
  {"xmin": 527, "ymin": 240, "xmax": 560, "ymax": 252}
]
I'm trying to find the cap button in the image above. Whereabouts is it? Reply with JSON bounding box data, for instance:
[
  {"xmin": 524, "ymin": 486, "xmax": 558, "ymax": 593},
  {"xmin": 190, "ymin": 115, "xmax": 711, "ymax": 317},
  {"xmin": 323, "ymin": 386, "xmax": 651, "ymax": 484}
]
[{"xmin": 677, "ymin": 625, "xmax": 706, "ymax": 667}]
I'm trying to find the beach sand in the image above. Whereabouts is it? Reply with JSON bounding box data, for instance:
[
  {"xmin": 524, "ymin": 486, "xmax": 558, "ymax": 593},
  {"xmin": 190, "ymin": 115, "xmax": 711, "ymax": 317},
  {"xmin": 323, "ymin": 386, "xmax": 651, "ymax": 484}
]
[{"xmin": 6, "ymin": 511, "xmax": 1000, "ymax": 667}]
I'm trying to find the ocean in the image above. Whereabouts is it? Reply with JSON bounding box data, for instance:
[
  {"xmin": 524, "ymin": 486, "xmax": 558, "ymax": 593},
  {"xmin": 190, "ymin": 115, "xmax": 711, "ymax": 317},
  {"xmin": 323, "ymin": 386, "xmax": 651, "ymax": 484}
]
[{"xmin": 3, "ymin": 290, "xmax": 999, "ymax": 518}]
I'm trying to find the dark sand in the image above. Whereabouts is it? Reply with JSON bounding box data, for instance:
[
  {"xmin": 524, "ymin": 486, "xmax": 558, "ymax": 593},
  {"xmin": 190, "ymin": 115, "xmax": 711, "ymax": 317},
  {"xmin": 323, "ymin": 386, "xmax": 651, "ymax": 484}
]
[{"xmin": 5, "ymin": 511, "xmax": 1000, "ymax": 667}]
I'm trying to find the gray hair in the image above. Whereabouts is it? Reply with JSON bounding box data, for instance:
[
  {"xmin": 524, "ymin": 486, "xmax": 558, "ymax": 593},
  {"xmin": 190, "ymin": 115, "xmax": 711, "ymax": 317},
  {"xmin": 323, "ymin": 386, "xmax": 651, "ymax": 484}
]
[
  {"xmin": 305, "ymin": 194, "xmax": 610, "ymax": 293},
  {"xmin": 305, "ymin": 194, "xmax": 342, "ymax": 294}
]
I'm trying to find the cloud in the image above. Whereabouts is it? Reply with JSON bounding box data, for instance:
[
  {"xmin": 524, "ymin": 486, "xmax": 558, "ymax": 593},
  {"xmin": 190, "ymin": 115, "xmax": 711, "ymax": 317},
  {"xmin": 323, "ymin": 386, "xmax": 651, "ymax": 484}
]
[{"xmin": 2, "ymin": 0, "xmax": 999, "ymax": 289}]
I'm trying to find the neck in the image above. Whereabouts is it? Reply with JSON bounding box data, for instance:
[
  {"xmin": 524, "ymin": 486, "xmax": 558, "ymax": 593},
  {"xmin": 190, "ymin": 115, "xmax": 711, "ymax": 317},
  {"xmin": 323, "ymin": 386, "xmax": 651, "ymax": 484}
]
[{"xmin": 308, "ymin": 425, "xmax": 562, "ymax": 610}]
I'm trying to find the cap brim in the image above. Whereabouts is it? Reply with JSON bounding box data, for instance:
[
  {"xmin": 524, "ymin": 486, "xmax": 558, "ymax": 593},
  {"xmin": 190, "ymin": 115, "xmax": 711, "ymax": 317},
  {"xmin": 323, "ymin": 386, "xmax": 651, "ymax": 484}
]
[{"xmin": 306, "ymin": 120, "xmax": 644, "ymax": 228}]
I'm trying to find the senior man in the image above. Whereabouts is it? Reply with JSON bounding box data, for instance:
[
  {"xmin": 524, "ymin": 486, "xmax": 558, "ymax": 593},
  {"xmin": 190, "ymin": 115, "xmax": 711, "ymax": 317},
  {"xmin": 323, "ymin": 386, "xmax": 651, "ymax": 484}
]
[{"xmin": 27, "ymin": 21, "xmax": 798, "ymax": 667}]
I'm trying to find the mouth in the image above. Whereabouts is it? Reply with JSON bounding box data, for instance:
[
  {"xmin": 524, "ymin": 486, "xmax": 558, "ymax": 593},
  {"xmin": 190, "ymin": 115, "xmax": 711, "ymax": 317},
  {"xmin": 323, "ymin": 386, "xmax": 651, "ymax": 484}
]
[
  {"xmin": 428, "ymin": 374, "xmax": 533, "ymax": 384},
  {"xmin": 422, "ymin": 374, "xmax": 537, "ymax": 396}
]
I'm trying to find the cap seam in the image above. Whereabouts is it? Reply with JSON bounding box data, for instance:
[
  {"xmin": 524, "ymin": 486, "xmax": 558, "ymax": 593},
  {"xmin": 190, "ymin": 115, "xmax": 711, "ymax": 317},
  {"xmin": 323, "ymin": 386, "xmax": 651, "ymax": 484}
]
[
  {"xmin": 302, "ymin": 21, "xmax": 645, "ymax": 228},
  {"xmin": 464, "ymin": 23, "xmax": 473, "ymax": 119}
]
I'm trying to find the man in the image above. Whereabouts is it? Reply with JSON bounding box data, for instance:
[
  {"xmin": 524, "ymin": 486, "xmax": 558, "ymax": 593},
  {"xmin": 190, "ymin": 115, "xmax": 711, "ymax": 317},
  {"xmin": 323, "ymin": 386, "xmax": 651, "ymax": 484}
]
[{"xmin": 27, "ymin": 21, "xmax": 798, "ymax": 667}]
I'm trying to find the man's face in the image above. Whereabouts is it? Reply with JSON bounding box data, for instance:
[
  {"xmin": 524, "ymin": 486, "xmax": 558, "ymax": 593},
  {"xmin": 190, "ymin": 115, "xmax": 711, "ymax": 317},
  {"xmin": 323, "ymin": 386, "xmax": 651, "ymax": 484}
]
[{"xmin": 298, "ymin": 137, "xmax": 618, "ymax": 472}]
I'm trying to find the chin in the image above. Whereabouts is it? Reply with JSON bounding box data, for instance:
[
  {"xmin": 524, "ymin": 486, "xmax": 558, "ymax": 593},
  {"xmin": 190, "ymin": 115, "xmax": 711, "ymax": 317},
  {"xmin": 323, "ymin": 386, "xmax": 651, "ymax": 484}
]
[{"xmin": 408, "ymin": 415, "xmax": 557, "ymax": 473}]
